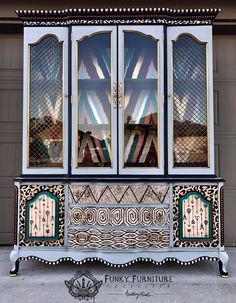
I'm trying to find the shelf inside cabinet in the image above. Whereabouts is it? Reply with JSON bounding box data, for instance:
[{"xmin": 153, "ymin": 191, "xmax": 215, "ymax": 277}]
[
  {"xmin": 78, "ymin": 79, "xmax": 110, "ymax": 90},
  {"xmin": 125, "ymin": 79, "xmax": 158, "ymax": 90}
]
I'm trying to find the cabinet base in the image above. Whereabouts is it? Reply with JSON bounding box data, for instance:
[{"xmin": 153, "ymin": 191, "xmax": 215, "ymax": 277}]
[{"xmin": 10, "ymin": 248, "xmax": 229, "ymax": 277}]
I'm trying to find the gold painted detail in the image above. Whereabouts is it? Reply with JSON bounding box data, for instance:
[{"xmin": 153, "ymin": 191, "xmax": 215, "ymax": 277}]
[
  {"xmin": 69, "ymin": 184, "xmax": 169, "ymax": 205},
  {"xmin": 68, "ymin": 207, "xmax": 169, "ymax": 226},
  {"xmin": 68, "ymin": 228, "xmax": 169, "ymax": 249}
]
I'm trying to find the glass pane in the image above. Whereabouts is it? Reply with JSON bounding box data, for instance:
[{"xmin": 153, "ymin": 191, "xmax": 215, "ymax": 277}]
[
  {"xmin": 123, "ymin": 32, "xmax": 159, "ymax": 168},
  {"xmin": 29, "ymin": 35, "xmax": 63, "ymax": 168},
  {"xmin": 77, "ymin": 33, "xmax": 112, "ymax": 168},
  {"xmin": 173, "ymin": 35, "xmax": 208, "ymax": 168}
]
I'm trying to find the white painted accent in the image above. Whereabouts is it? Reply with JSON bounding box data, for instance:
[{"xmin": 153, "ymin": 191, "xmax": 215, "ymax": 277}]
[
  {"xmin": 118, "ymin": 25, "xmax": 164, "ymax": 175},
  {"xmin": 10, "ymin": 247, "xmax": 229, "ymax": 270},
  {"xmin": 71, "ymin": 26, "xmax": 117, "ymax": 175},
  {"xmin": 219, "ymin": 250, "xmax": 229, "ymax": 275},
  {"xmin": 22, "ymin": 27, "xmax": 68, "ymax": 174},
  {"xmin": 167, "ymin": 26, "xmax": 215, "ymax": 175},
  {"xmin": 15, "ymin": 182, "xmax": 20, "ymax": 246},
  {"xmin": 219, "ymin": 181, "xmax": 224, "ymax": 247}
]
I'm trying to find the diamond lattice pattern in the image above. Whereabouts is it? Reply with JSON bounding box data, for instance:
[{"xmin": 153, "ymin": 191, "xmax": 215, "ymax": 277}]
[
  {"xmin": 173, "ymin": 35, "xmax": 208, "ymax": 167},
  {"xmin": 29, "ymin": 35, "xmax": 63, "ymax": 167}
]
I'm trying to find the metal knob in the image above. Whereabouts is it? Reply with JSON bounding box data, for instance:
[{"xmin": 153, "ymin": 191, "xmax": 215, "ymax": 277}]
[
  {"xmin": 118, "ymin": 82, "xmax": 123, "ymax": 109},
  {"xmin": 113, "ymin": 83, "xmax": 117, "ymax": 108}
]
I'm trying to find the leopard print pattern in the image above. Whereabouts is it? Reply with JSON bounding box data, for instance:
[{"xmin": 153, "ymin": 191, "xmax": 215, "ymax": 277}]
[
  {"xmin": 19, "ymin": 184, "xmax": 65, "ymax": 246},
  {"xmin": 173, "ymin": 185, "xmax": 219, "ymax": 248}
]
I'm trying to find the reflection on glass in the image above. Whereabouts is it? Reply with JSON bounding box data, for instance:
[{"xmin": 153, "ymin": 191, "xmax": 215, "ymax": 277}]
[
  {"xmin": 123, "ymin": 32, "xmax": 159, "ymax": 168},
  {"xmin": 77, "ymin": 33, "xmax": 111, "ymax": 167},
  {"xmin": 173, "ymin": 35, "xmax": 208, "ymax": 168},
  {"xmin": 29, "ymin": 35, "xmax": 63, "ymax": 167}
]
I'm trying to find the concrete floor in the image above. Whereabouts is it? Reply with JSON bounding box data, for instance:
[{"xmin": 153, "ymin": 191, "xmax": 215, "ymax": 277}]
[{"xmin": 0, "ymin": 247, "xmax": 236, "ymax": 303}]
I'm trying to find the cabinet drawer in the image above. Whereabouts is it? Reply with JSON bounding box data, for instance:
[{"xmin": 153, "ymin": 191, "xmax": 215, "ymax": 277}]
[
  {"xmin": 68, "ymin": 206, "xmax": 169, "ymax": 227},
  {"xmin": 68, "ymin": 228, "xmax": 169, "ymax": 249},
  {"xmin": 69, "ymin": 184, "xmax": 169, "ymax": 205}
]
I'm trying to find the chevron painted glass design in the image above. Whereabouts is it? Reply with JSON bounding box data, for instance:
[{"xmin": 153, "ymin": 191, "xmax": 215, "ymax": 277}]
[
  {"xmin": 173, "ymin": 35, "xmax": 208, "ymax": 167},
  {"xmin": 123, "ymin": 32, "xmax": 159, "ymax": 167},
  {"xmin": 77, "ymin": 33, "xmax": 112, "ymax": 167},
  {"xmin": 29, "ymin": 35, "xmax": 63, "ymax": 167}
]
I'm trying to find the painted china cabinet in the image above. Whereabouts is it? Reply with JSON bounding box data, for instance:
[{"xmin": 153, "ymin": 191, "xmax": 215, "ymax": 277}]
[{"xmin": 10, "ymin": 8, "xmax": 229, "ymax": 277}]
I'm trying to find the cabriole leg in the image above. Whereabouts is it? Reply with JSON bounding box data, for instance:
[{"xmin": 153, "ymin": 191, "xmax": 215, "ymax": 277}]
[
  {"xmin": 219, "ymin": 251, "xmax": 229, "ymax": 278},
  {"xmin": 10, "ymin": 248, "xmax": 20, "ymax": 276},
  {"xmin": 10, "ymin": 259, "xmax": 20, "ymax": 277}
]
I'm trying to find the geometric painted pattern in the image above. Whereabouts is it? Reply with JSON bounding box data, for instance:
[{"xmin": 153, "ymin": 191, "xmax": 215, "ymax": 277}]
[
  {"xmin": 77, "ymin": 33, "xmax": 112, "ymax": 168},
  {"xmin": 19, "ymin": 184, "xmax": 64, "ymax": 247},
  {"xmin": 26, "ymin": 192, "xmax": 58, "ymax": 240},
  {"xmin": 68, "ymin": 207, "xmax": 169, "ymax": 227},
  {"xmin": 180, "ymin": 192, "xmax": 211, "ymax": 240},
  {"xmin": 29, "ymin": 35, "xmax": 64, "ymax": 168},
  {"xmin": 68, "ymin": 228, "xmax": 169, "ymax": 249},
  {"xmin": 69, "ymin": 184, "xmax": 169, "ymax": 205},
  {"xmin": 123, "ymin": 32, "xmax": 159, "ymax": 168},
  {"xmin": 173, "ymin": 35, "xmax": 208, "ymax": 168},
  {"xmin": 173, "ymin": 185, "xmax": 219, "ymax": 248}
]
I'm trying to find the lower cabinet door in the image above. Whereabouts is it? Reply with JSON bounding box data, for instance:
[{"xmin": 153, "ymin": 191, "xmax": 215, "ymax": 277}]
[
  {"xmin": 19, "ymin": 184, "xmax": 65, "ymax": 246},
  {"xmin": 173, "ymin": 184, "xmax": 220, "ymax": 248}
]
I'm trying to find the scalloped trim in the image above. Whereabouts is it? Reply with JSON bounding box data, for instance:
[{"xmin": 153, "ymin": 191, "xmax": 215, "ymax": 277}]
[
  {"xmin": 16, "ymin": 8, "xmax": 221, "ymax": 15},
  {"xmin": 15, "ymin": 7, "xmax": 221, "ymax": 26},
  {"xmin": 18, "ymin": 255, "xmax": 219, "ymax": 267}
]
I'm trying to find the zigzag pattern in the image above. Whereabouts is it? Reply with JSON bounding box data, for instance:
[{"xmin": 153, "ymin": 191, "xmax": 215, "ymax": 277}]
[{"xmin": 69, "ymin": 185, "xmax": 169, "ymax": 205}]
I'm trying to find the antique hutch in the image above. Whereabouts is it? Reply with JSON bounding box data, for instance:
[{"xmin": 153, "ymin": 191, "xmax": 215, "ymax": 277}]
[{"xmin": 10, "ymin": 8, "xmax": 229, "ymax": 277}]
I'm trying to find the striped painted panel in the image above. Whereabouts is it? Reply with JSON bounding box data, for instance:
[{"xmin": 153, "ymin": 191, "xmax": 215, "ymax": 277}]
[
  {"xmin": 77, "ymin": 33, "xmax": 112, "ymax": 167},
  {"xmin": 123, "ymin": 32, "xmax": 159, "ymax": 167}
]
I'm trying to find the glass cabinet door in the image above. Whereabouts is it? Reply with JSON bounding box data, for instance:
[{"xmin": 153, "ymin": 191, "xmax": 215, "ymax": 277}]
[
  {"xmin": 71, "ymin": 26, "xmax": 117, "ymax": 174},
  {"xmin": 22, "ymin": 27, "xmax": 68, "ymax": 174},
  {"xmin": 167, "ymin": 26, "xmax": 214, "ymax": 175},
  {"xmin": 118, "ymin": 26, "xmax": 164, "ymax": 175}
]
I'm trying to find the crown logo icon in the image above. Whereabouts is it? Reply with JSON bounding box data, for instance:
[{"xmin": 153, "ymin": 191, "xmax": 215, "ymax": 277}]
[{"xmin": 65, "ymin": 270, "xmax": 103, "ymax": 301}]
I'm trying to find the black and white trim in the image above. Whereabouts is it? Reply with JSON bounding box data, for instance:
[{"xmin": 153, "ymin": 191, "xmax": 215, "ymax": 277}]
[{"xmin": 16, "ymin": 8, "xmax": 221, "ymax": 26}]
